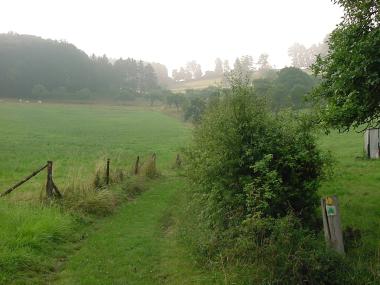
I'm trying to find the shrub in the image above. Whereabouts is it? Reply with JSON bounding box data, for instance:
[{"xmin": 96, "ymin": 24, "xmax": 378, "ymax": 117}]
[
  {"xmin": 141, "ymin": 154, "xmax": 159, "ymax": 179},
  {"xmin": 183, "ymin": 76, "xmax": 348, "ymax": 282},
  {"xmin": 62, "ymin": 179, "xmax": 119, "ymax": 217},
  {"xmin": 186, "ymin": 77, "xmax": 328, "ymax": 232}
]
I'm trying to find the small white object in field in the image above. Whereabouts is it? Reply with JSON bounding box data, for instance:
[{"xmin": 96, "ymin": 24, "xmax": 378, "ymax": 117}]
[
  {"xmin": 38, "ymin": 100, "xmax": 42, "ymax": 104},
  {"xmin": 19, "ymin": 99, "xmax": 23, "ymax": 103},
  {"xmin": 25, "ymin": 100, "xmax": 30, "ymax": 103}
]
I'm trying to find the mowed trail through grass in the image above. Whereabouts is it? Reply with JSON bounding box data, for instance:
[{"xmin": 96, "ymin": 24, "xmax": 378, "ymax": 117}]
[{"xmin": 54, "ymin": 176, "xmax": 219, "ymax": 285}]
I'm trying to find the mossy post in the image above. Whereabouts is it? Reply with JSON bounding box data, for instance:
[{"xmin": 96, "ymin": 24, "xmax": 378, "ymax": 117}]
[
  {"xmin": 106, "ymin": 158, "xmax": 110, "ymax": 185},
  {"xmin": 321, "ymin": 195, "xmax": 345, "ymax": 254}
]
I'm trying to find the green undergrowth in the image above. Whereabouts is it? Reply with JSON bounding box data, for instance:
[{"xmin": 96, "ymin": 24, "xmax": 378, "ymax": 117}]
[{"xmin": 0, "ymin": 175, "xmax": 151, "ymax": 285}]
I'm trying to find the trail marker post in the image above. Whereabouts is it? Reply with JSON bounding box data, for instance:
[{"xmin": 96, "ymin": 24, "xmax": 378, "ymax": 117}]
[{"xmin": 321, "ymin": 195, "xmax": 345, "ymax": 254}]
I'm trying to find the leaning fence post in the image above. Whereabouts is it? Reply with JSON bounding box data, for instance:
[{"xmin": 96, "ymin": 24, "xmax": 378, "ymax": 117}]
[
  {"xmin": 46, "ymin": 161, "xmax": 54, "ymax": 197},
  {"xmin": 321, "ymin": 195, "xmax": 345, "ymax": 254},
  {"xmin": 106, "ymin": 158, "xmax": 110, "ymax": 185},
  {"xmin": 134, "ymin": 156, "xmax": 140, "ymax": 175}
]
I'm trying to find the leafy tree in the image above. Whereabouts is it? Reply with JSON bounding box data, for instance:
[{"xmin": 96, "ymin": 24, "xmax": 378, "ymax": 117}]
[
  {"xmin": 240, "ymin": 55, "xmax": 255, "ymax": 74},
  {"xmin": 312, "ymin": 0, "xmax": 380, "ymax": 130},
  {"xmin": 223, "ymin": 59, "xmax": 230, "ymax": 72},
  {"xmin": 186, "ymin": 60, "xmax": 203, "ymax": 80},
  {"xmin": 151, "ymin": 62, "xmax": 171, "ymax": 86},
  {"xmin": 289, "ymin": 38, "xmax": 329, "ymax": 70},
  {"xmin": 146, "ymin": 89, "xmax": 165, "ymax": 106},
  {"xmin": 272, "ymin": 67, "xmax": 316, "ymax": 109},
  {"xmin": 166, "ymin": 93, "xmax": 185, "ymax": 111},
  {"xmin": 214, "ymin": 58, "xmax": 223, "ymax": 75},
  {"xmin": 288, "ymin": 43, "xmax": 309, "ymax": 69},
  {"xmin": 193, "ymin": 64, "xmax": 202, "ymax": 80},
  {"xmin": 142, "ymin": 63, "xmax": 158, "ymax": 92},
  {"xmin": 252, "ymin": 78, "xmax": 273, "ymax": 98},
  {"xmin": 257, "ymin": 53, "xmax": 271, "ymax": 70},
  {"xmin": 183, "ymin": 97, "xmax": 207, "ymax": 123},
  {"xmin": 233, "ymin": 55, "xmax": 255, "ymax": 78}
]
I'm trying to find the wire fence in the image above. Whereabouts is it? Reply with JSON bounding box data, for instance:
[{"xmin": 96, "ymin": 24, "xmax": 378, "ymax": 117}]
[{"xmin": 0, "ymin": 152, "xmax": 182, "ymax": 199}]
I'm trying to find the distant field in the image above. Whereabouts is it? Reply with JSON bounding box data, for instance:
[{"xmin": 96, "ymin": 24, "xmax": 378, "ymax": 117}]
[
  {"xmin": 169, "ymin": 77, "xmax": 222, "ymax": 92},
  {"xmin": 0, "ymin": 102, "xmax": 189, "ymax": 199}
]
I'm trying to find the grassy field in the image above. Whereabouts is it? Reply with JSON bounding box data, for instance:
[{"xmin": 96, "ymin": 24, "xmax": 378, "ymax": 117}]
[
  {"xmin": 169, "ymin": 78, "xmax": 222, "ymax": 92},
  {"xmin": 0, "ymin": 102, "xmax": 191, "ymax": 284},
  {"xmin": 319, "ymin": 130, "xmax": 380, "ymax": 274},
  {"xmin": 0, "ymin": 102, "xmax": 189, "ymax": 200},
  {"xmin": 1, "ymin": 101, "xmax": 379, "ymax": 283}
]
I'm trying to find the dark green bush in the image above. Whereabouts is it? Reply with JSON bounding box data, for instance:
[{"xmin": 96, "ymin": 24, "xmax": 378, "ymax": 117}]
[
  {"xmin": 186, "ymin": 78, "xmax": 328, "ymax": 232},
  {"xmin": 183, "ymin": 77, "xmax": 359, "ymax": 283}
]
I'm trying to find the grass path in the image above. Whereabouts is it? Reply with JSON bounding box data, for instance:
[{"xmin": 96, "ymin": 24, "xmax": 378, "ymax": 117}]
[{"xmin": 53, "ymin": 176, "xmax": 220, "ymax": 285}]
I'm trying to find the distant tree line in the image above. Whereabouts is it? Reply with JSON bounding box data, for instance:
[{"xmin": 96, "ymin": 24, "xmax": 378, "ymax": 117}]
[
  {"xmin": 288, "ymin": 37, "xmax": 329, "ymax": 69},
  {"xmin": 0, "ymin": 33, "xmax": 171, "ymax": 100},
  {"xmin": 166, "ymin": 66, "xmax": 316, "ymax": 126},
  {"xmin": 171, "ymin": 53, "xmax": 273, "ymax": 83}
]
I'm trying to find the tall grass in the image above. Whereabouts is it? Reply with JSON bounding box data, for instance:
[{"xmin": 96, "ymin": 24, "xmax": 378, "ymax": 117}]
[
  {"xmin": 0, "ymin": 202, "xmax": 76, "ymax": 283},
  {"xmin": 0, "ymin": 156, "xmax": 158, "ymax": 284}
]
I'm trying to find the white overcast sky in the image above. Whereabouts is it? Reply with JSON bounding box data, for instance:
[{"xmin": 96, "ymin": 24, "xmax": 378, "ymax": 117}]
[{"xmin": 0, "ymin": 0, "xmax": 343, "ymax": 72}]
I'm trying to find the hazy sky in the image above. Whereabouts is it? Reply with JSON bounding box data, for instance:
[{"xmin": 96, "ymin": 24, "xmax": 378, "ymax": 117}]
[{"xmin": 1, "ymin": 0, "xmax": 343, "ymax": 72}]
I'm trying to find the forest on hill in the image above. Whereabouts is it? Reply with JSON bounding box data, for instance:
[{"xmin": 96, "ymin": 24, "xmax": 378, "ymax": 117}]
[
  {"xmin": 0, "ymin": 32, "xmax": 319, "ymax": 112},
  {"xmin": 0, "ymin": 33, "xmax": 171, "ymax": 100}
]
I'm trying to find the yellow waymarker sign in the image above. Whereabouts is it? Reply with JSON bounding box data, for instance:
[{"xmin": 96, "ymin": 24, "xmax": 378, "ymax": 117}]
[{"xmin": 326, "ymin": 196, "xmax": 334, "ymax": 205}]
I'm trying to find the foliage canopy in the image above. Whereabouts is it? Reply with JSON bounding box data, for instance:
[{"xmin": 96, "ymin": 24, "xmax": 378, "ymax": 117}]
[{"xmin": 312, "ymin": 0, "xmax": 380, "ymax": 130}]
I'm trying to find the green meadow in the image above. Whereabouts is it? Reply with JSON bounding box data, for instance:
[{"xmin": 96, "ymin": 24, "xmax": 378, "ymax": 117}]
[
  {"xmin": 0, "ymin": 102, "xmax": 379, "ymax": 283},
  {"xmin": 0, "ymin": 102, "xmax": 189, "ymax": 199},
  {"xmin": 319, "ymin": 130, "xmax": 380, "ymax": 273},
  {"xmin": 0, "ymin": 102, "xmax": 191, "ymax": 284}
]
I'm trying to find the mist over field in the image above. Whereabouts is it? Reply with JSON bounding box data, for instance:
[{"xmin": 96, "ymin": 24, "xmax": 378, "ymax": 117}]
[{"xmin": 1, "ymin": 1, "xmax": 379, "ymax": 284}]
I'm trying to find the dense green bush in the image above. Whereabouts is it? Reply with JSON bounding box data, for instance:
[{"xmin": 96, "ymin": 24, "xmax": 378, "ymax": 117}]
[
  {"xmin": 183, "ymin": 78, "xmax": 357, "ymax": 283},
  {"xmin": 187, "ymin": 78, "xmax": 327, "ymax": 230}
]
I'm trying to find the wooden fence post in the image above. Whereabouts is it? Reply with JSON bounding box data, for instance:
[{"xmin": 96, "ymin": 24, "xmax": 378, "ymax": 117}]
[
  {"xmin": 321, "ymin": 195, "xmax": 345, "ymax": 254},
  {"xmin": 134, "ymin": 156, "xmax": 140, "ymax": 175},
  {"xmin": 46, "ymin": 161, "xmax": 54, "ymax": 197},
  {"xmin": 175, "ymin": 154, "xmax": 182, "ymax": 168},
  {"xmin": 46, "ymin": 161, "xmax": 62, "ymax": 198},
  {"xmin": 106, "ymin": 158, "xmax": 110, "ymax": 185},
  {"xmin": 152, "ymin": 153, "xmax": 156, "ymax": 169}
]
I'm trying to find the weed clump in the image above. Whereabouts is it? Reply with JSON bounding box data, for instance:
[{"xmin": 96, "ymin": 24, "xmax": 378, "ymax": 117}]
[{"xmin": 141, "ymin": 154, "xmax": 159, "ymax": 179}]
